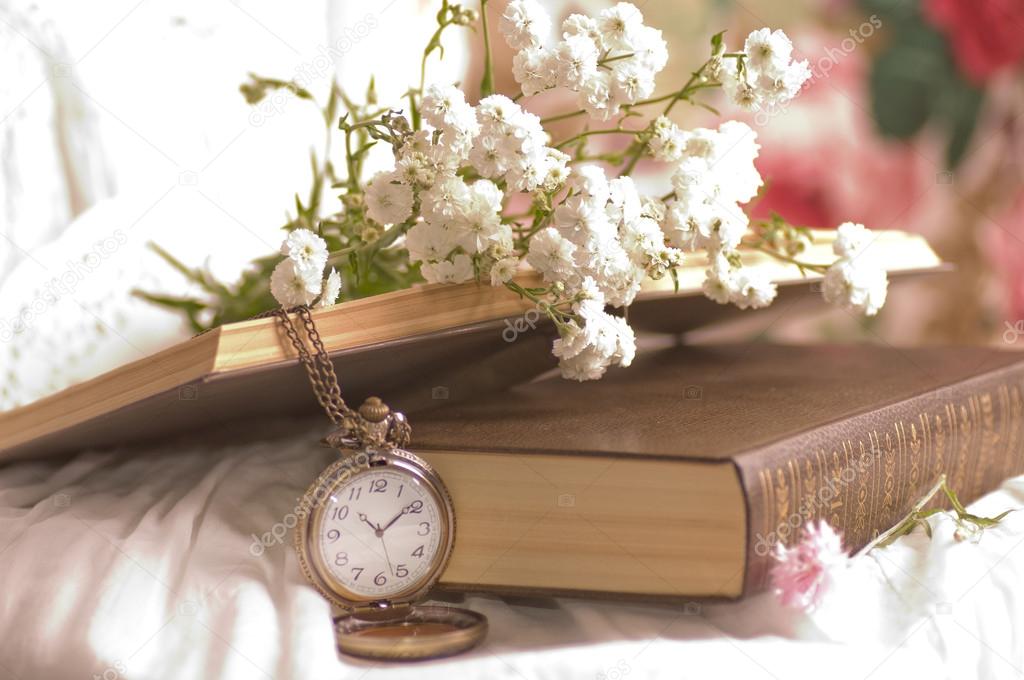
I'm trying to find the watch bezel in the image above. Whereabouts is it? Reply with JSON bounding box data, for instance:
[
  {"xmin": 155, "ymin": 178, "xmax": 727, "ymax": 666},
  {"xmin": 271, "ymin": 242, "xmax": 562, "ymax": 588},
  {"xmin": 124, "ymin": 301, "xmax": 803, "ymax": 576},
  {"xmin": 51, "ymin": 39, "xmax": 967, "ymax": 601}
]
[{"xmin": 294, "ymin": 448, "xmax": 456, "ymax": 611}]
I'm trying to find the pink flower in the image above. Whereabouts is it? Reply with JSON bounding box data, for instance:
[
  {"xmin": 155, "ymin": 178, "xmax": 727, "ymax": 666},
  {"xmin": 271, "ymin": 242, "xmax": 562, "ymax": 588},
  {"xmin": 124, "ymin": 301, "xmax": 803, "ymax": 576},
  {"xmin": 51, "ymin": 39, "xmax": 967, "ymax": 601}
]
[
  {"xmin": 770, "ymin": 520, "xmax": 849, "ymax": 611},
  {"xmin": 923, "ymin": 0, "xmax": 1024, "ymax": 83}
]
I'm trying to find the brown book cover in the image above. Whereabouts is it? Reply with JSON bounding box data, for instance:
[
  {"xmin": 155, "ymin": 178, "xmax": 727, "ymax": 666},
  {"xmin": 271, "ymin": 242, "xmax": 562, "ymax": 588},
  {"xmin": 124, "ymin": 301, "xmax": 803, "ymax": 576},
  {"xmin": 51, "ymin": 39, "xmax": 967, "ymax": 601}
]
[{"xmin": 409, "ymin": 343, "xmax": 1024, "ymax": 600}]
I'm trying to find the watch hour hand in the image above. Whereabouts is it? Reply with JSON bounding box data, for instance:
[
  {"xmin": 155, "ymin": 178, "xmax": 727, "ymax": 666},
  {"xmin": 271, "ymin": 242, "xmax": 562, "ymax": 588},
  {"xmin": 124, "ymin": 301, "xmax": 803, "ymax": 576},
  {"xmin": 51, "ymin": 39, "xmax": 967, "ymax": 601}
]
[{"xmin": 357, "ymin": 512, "xmax": 381, "ymax": 535}]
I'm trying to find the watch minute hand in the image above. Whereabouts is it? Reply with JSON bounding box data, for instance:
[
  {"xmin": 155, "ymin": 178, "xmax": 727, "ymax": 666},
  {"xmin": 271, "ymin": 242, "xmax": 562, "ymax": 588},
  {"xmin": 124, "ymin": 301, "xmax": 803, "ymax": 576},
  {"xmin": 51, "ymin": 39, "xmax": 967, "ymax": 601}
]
[{"xmin": 380, "ymin": 504, "xmax": 414, "ymax": 533}]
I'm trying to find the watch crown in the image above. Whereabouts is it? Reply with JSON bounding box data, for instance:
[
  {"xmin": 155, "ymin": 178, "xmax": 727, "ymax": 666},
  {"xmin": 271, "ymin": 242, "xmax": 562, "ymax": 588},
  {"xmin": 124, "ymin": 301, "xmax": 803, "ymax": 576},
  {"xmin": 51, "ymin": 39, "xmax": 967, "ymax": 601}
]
[{"xmin": 358, "ymin": 396, "xmax": 391, "ymax": 423}]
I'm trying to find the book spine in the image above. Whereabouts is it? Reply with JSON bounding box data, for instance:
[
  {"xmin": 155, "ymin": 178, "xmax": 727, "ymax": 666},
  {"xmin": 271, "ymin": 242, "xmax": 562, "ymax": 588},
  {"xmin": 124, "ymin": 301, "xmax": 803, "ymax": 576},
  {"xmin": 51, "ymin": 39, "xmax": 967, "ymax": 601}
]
[{"xmin": 737, "ymin": 365, "xmax": 1024, "ymax": 595}]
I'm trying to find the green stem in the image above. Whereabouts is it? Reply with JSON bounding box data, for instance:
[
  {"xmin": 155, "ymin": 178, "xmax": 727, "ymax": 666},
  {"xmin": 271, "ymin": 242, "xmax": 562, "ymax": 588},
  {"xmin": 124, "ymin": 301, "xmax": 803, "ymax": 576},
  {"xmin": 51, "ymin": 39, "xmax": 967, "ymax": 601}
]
[
  {"xmin": 554, "ymin": 127, "xmax": 638, "ymax": 149},
  {"xmin": 855, "ymin": 475, "xmax": 947, "ymax": 557},
  {"xmin": 742, "ymin": 243, "xmax": 829, "ymax": 274},
  {"xmin": 479, "ymin": 0, "xmax": 494, "ymax": 97},
  {"xmin": 619, "ymin": 62, "xmax": 711, "ymax": 176},
  {"xmin": 598, "ymin": 52, "xmax": 635, "ymax": 66},
  {"xmin": 539, "ymin": 67, "xmax": 719, "ymax": 126}
]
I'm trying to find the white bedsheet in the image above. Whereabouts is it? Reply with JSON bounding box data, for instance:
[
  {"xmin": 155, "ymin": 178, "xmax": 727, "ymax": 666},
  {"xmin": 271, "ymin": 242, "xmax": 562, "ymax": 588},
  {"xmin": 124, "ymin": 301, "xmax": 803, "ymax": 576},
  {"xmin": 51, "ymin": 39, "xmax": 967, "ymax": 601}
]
[{"xmin": 0, "ymin": 417, "xmax": 1021, "ymax": 680}]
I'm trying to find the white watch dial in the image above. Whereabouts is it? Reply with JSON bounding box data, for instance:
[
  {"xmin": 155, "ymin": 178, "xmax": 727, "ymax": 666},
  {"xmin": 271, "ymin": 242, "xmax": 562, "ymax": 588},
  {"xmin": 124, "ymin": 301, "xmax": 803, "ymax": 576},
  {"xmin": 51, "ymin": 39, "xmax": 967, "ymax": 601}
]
[{"xmin": 316, "ymin": 467, "xmax": 443, "ymax": 598}]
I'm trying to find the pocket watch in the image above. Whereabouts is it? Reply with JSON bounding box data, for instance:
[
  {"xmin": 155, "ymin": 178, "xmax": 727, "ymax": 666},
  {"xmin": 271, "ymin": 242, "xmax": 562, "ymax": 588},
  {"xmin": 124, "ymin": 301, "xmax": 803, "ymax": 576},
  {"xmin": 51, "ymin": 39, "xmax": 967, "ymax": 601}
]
[{"xmin": 271, "ymin": 306, "xmax": 487, "ymax": 660}]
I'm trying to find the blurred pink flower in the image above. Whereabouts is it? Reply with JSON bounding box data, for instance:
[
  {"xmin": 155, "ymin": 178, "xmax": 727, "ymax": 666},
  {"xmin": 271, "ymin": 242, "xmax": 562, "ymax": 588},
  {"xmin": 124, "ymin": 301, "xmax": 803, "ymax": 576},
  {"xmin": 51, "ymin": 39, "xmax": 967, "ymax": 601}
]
[
  {"xmin": 770, "ymin": 520, "xmax": 849, "ymax": 611},
  {"xmin": 985, "ymin": 192, "xmax": 1024, "ymax": 323},
  {"xmin": 924, "ymin": 0, "xmax": 1024, "ymax": 83}
]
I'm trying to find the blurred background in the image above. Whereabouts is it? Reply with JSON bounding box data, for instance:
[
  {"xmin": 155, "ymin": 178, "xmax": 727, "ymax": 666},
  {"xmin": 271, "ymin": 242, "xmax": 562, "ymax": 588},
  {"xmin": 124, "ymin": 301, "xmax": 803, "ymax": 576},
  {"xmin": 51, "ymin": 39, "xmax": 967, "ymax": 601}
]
[{"xmin": 2, "ymin": 0, "xmax": 1023, "ymax": 410}]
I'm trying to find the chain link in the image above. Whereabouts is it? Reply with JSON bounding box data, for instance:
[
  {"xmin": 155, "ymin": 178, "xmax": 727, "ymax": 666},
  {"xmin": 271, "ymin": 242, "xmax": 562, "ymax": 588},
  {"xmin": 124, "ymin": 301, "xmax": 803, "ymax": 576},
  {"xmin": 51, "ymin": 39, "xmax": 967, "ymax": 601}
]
[{"xmin": 270, "ymin": 306, "xmax": 355, "ymax": 425}]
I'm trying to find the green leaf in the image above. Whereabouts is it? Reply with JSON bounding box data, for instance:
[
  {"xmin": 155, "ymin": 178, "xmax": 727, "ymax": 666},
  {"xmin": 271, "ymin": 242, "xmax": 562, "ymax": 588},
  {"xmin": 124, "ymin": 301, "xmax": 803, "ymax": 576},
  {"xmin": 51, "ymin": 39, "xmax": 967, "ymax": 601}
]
[
  {"xmin": 710, "ymin": 30, "xmax": 726, "ymax": 55},
  {"xmin": 869, "ymin": 43, "xmax": 938, "ymax": 139},
  {"xmin": 131, "ymin": 291, "xmax": 207, "ymax": 334},
  {"xmin": 366, "ymin": 76, "xmax": 377, "ymax": 106},
  {"xmin": 934, "ymin": 74, "xmax": 984, "ymax": 168}
]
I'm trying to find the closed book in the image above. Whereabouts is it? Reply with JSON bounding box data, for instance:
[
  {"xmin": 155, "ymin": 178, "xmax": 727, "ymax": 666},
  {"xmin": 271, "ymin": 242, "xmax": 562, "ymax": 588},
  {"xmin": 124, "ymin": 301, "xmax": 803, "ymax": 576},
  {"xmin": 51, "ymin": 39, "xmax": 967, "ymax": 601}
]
[{"xmin": 411, "ymin": 343, "xmax": 1024, "ymax": 601}]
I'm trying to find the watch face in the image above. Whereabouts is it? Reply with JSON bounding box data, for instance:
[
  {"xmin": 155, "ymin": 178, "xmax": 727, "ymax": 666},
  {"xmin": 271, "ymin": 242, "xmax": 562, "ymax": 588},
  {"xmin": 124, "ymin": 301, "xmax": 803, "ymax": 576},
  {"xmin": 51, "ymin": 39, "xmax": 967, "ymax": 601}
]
[{"xmin": 305, "ymin": 455, "xmax": 449, "ymax": 602}]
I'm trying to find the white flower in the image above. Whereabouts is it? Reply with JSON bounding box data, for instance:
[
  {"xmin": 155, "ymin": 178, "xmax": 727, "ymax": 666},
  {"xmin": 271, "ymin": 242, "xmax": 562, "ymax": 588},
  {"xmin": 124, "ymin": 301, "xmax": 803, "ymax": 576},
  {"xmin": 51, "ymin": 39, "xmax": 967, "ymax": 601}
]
[
  {"xmin": 833, "ymin": 222, "xmax": 872, "ymax": 258},
  {"xmin": 553, "ymin": 302, "xmax": 635, "ymax": 381},
  {"xmin": 543, "ymin": 148, "xmax": 572, "ymax": 191},
  {"xmin": 405, "ymin": 221, "xmax": 456, "ymax": 264},
  {"xmin": 631, "ymin": 25, "xmax": 668, "ymax": 72},
  {"xmin": 421, "ymin": 254, "xmax": 475, "ymax": 285},
  {"xmin": 744, "ymin": 28, "xmax": 793, "ymax": 73},
  {"xmin": 607, "ymin": 176, "xmax": 642, "ymax": 227},
  {"xmin": 365, "ymin": 171, "xmax": 414, "ymax": 226},
  {"xmin": 647, "ymin": 116, "xmax": 685, "ymax": 162},
  {"xmin": 500, "ymin": 0, "xmax": 551, "ymax": 51},
  {"xmin": 421, "ymin": 84, "xmax": 479, "ymax": 140},
  {"xmin": 489, "ymin": 256, "xmax": 519, "ymax": 286},
  {"xmin": 553, "ymin": 193, "xmax": 615, "ymax": 250},
  {"xmin": 473, "ymin": 95, "xmax": 554, "ymax": 193},
  {"xmin": 610, "ymin": 59, "xmax": 656, "ymax": 102},
  {"xmin": 721, "ymin": 28, "xmax": 811, "ymax": 112},
  {"xmin": 317, "ymin": 268, "xmax": 342, "ymax": 308},
  {"xmin": 578, "ymin": 71, "xmax": 616, "ymax": 121},
  {"xmin": 553, "ymin": 34, "xmax": 599, "ymax": 90},
  {"xmin": 421, "ymin": 174, "xmax": 471, "ymax": 225},
  {"xmin": 822, "ymin": 259, "xmax": 889, "ymax": 316},
  {"xmin": 713, "ymin": 121, "xmax": 762, "ymax": 204},
  {"xmin": 702, "ymin": 253, "xmax": 737, "ymax": 305},
  {"xmin": 568, "ymin": 164, "xmax": 610, "ymax": 203},
  {"xmin": 527, "ymin": 227, "xmax": 577, "ymax": 284},
  {"xmin": 562, "ymin": 13, "xmax": 601, "ymax": 43},
  {"xmin": 596, "ymin": 3, "xmax": 645, "ymax": 51},
  {"xmin": 280, "ymin": 228, "xmax": 328, "ymax": 276},
  {"xmin": 453, "ymin": 180, "xmax": 505, "ymax": 254},
  {"xmin": 270, "ymin": 259, "xmax": 322, "ymax": 307},
  {"xmin": 730, "ymin": 267, "xmax": 778, "ymax": 309},
  {"xmin": 512, "ymin": 46, "xmax": 556, "ymax": 96}
]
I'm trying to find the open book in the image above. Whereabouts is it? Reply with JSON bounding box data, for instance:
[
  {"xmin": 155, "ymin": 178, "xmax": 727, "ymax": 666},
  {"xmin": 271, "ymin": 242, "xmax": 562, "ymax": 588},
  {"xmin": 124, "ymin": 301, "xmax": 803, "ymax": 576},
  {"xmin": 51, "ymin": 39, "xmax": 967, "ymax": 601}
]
[{"xmin": 0, "ymin": 230, "xmax": 942, "ymax": 460}]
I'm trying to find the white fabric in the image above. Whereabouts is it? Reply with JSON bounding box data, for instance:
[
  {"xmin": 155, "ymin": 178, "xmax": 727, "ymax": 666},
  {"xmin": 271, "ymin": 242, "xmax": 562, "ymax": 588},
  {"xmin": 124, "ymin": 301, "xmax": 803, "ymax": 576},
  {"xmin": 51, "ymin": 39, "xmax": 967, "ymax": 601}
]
[{"xmin": 0, "ymin": 416, "xmax": 1020, "ymax": 680}]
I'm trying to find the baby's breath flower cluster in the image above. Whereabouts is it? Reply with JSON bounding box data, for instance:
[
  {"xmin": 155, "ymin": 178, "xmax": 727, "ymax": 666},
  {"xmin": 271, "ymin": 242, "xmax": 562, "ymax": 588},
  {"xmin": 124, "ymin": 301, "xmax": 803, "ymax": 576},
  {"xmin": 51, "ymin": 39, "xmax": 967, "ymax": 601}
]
[
  {"xmin": 231, "ymin": 1, "xmax": 892, "ymax": 381},
  {"xmin": 271, "ymin": 230, "xmax": 341, "ymax": 308},
  {"xmin": 504, "ymin": 0, "xmax": 667, "ymax": 120}
]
